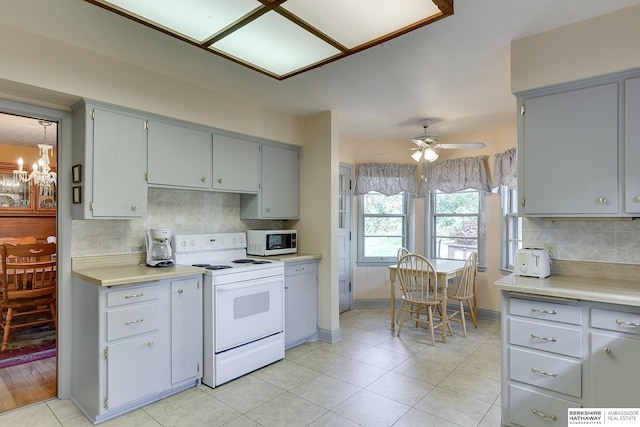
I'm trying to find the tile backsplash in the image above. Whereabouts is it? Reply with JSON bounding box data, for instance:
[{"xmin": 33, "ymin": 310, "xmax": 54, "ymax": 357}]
[
  {"xmin": 71, "ymin": 188, "xmax": 281, "ymax": 257},
  {"xmin": 523, "ymin": 218, "xmax": 640, "ymax": 264}
]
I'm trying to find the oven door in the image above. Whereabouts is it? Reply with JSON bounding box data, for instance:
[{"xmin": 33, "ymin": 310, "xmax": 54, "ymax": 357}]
[{"xmin": 214, "ymin": 274, "xmax": 284, "ymax": 352}]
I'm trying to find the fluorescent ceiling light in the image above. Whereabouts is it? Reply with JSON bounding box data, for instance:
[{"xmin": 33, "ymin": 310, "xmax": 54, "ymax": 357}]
[{"xmin": 86, "ymin": 0, "xmax": 454, "ymax": 80}]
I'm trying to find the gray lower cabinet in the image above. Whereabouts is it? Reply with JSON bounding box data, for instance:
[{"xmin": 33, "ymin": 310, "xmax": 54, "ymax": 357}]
[
  {"xmin": 284, "ymin": 260, "xmax": 318, "ymax": 348},
  {"xmin": 71, "ymin": 275, "xmax": 202, "ymax": 424},
  {"xmin": 72, "ymin": 101, "xmax": 148, "ymax": 219},
  {"xmin": 241, "ymin": 143, "xmax": 300, "ymax": 219},
  {"xmin": 502, "ymin": 293, "xmax": 640, "ymax": 426}
]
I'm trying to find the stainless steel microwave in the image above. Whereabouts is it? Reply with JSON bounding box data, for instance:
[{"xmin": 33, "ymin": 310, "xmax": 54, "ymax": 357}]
[{"xmin": 246, "ymin": 230, "xmax": 297, "ymax": 256}]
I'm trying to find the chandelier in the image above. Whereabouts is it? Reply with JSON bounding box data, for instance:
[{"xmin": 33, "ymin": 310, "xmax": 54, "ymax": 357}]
[{"xmin": 13, "ymin": 120, "xmax": 57, "ymax": 196}]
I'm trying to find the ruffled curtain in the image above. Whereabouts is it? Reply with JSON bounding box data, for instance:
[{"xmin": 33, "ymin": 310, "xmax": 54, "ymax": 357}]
[
  {"xmin": 493, "ymin": 148, "xmax": 517, "ymax": 190},
  {"xmin": 353, "ymin": 163, "xmax": 417, "ymax": 195},
  {"xmin": 418, "ymin": 155, "xmax": 491, "ymax": 195}
]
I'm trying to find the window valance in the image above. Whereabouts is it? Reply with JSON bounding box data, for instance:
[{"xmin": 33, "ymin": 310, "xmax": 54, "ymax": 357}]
[
  {"xmin": 353, "ymin": 163, "xmax": 417, "ymax": 195},
  {"xmin": 418, "ymin": 155, "xmax": 491, "ymax": 195},
  {"xmin": 493, "ymin": 148, "xmax": 517, "ymax": 190}
]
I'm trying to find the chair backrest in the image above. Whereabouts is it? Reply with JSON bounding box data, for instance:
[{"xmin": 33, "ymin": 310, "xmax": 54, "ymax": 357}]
[
  {"xmin": 397, "ymin": 247, "xmax": 410, "ymax": 261},
  {"xmin": 1, "ymin": 243, "xmax": 57, "ymax": 300},
  {"xmin": 453, "ymin": 251, "xmax": 478, "ymax": 298},
  {"xmin": 396, "ymin": 253, "xmax": 439, "ymax": 301}
]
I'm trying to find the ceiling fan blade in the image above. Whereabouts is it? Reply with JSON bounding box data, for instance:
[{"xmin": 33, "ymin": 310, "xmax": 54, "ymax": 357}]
[
  {"xmin": 435, "ymin": 142, "xmax": 485, "ymax": 149},
  {"xmin": 407, "ymin": 138, "xmax": 429, "ymax": 148}
]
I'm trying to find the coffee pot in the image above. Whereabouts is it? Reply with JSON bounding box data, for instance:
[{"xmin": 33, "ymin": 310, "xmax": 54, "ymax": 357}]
[{"xmin": 145, "ymin": 228, "xmax": 174, "ymax": 267}]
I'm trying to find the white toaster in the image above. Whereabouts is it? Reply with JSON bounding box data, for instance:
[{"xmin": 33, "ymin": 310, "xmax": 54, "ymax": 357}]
[{"xmin": 514, "ymin": 248, "xmax": 551, "ymax": 278}]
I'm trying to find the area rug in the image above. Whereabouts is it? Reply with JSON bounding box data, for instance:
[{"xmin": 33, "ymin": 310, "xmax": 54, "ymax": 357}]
[{"xmin": 0, "ymin": 326, "xmax": 56, "ymax": 369}]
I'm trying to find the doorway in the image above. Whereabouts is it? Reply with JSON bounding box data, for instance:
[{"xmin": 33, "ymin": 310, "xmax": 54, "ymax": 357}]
[
  {"xmin": 338, "ymin": 163, "xmax": 353, "ymax": 313},
  {"xmin": 0, "ymin": 112, "xmax": 58, "ymax": 412}
]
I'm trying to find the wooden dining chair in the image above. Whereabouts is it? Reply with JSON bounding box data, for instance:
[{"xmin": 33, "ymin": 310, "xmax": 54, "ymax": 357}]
[
  {"xmin": 447, "ymin": 251, "xmax": 478, "ymax": 337},
  {"xmin": 396, "ymin": 253, "xmax": 447, "ymax": 345},
  {"xmin": 0, "ymin": 243, "xmax": 57, "ymax": 352}
]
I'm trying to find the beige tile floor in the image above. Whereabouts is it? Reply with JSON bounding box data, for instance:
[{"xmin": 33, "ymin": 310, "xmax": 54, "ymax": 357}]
[{"xmin": 0, "ymin": 308, "xmax": 502, "ymax": 427}]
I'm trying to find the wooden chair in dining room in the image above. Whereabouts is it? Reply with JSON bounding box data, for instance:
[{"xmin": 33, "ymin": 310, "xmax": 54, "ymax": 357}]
[
  {"xmin": 395, "ymin": 247, "xmax": 411, "ymax": 324},
  {"xmin": 0, "ymin": 243, "xmax": 57, "ymax": 352},
  {"xmin": 396, "ymin": 253, "xmax": 448, "ymax": 345},
  {"xmin": 446, "ymin": 251, "xmax": 479, "ymax": 337}
]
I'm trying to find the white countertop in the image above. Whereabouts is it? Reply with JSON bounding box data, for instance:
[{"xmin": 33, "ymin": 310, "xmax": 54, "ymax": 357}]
[
  {"xmin": 250, "ymin": 252, "xmax": 322, "ymax": 262},
  {"xmin": 72, "ymin": 253, "xmax": 205, "ymax": 287},
  {"xmin": 494, "ymin": 272, "xmax": 640, "ymax": 307}
]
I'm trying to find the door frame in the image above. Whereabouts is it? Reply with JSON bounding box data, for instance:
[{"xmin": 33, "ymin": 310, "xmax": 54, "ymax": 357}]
[{"xmin": 338, "ymin": 163, "xmax": 353, "ymax": 313}]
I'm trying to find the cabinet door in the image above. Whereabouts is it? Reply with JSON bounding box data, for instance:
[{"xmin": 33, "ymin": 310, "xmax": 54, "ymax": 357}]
[
  {"xmin": 590, "ymin": 332, "xmax": 640, "ymax": 407},
  {"xmin": 262, "ymin": 145, "xmax": 300, "ymax": 218},
  {"xmin": 92, "ymin": 108, "xmax": 147, "ymax": 217},
  {"xmin": 284, "ymin": 262, "xmax": 318, "ymax": 347},
  {"xmin": 625, "ymin": 77, "xmax": 640, "ymax": 213},
  {"xmin": 106, "ymin": 332, "xmax": 169, "ymax": 409},
  {"xmin": 170, "ymin": 278, "xmax": 202, "ymax": 384},
  {"xmin": 212, "ymin": 134, "xmax": 260, "ymax": 193},
  {"xmin": 147, "ymin": 119, "xmax": 212, "ymax": 189},
  {"xmin": 522, "ymin": 83, "xmax": 618, "ymax": 215}
]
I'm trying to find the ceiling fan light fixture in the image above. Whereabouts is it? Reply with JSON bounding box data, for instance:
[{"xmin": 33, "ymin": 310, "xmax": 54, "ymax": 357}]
[
  {"xmin": 411, "ymin": 150, "xmax": 423, "ymax": 162},
  {"xmin": 423, "ymin": 147, "xmax": 439, "ymax": 162}
]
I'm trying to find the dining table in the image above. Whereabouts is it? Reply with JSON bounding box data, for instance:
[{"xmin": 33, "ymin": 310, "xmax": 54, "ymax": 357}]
[{"xmin": 388, "ymin": 258, "xmax": 467, "ymax": 340}]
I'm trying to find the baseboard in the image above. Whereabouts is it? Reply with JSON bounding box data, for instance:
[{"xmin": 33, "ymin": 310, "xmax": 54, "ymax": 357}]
[{"xmin": 317, "ymin": 327, "xmax": 342, "ymax": 344}]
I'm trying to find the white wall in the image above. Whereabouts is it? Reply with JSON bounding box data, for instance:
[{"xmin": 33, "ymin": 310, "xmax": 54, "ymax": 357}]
[{"xmin": 511, "ymin": 4, "xmax": 640, "ymax": 93}]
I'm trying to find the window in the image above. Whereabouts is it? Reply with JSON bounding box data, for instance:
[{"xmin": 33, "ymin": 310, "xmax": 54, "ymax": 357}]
[
  {"xmin": 501, "ymin": 187, "xmax": 522, "ymax": 271},
  {"xmin": 357, "ymin": 192, "xmax": 412, "ymax": 264},
  {"xmin": 426, "ymin": 189, "xmax": 486, "ymax": 268}
]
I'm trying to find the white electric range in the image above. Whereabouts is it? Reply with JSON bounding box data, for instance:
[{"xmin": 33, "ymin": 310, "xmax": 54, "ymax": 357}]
[{"xmin": 172, "ymin": 232, "xmax": 285, "ymax": 388}]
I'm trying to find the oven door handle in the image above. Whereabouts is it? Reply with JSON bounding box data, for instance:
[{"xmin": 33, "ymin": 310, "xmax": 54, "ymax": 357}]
[{"xmin": 216, "ymin": 279, "xmax": 282, "ymax": 292}]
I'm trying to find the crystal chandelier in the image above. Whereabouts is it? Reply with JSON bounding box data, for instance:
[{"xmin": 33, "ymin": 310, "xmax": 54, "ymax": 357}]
[{"xmin": 13, "ymin": 120, "xmax": 57, "ymax": 196}]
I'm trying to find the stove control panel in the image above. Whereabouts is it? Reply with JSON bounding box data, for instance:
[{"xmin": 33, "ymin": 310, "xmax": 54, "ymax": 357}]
[{"xmin": 172, "ymin": 233, "xmax": 246, "ymax": 253}]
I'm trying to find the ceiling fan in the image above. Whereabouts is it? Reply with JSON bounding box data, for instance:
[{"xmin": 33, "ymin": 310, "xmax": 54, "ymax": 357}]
[{"xmin": 406, "ymin": 119, "xmax": 485, "ymax": 162}]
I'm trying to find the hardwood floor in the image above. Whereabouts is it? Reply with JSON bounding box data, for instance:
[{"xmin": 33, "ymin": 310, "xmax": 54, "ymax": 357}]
[{"xmin": 0, "ymin": 357, "xmax": 56, "ymax": 413}]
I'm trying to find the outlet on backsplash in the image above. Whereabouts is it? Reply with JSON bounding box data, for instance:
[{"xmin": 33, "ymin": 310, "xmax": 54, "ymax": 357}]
[{"xmin": 543, "ymin": 243, "xmax": 556, "ymax": 259}]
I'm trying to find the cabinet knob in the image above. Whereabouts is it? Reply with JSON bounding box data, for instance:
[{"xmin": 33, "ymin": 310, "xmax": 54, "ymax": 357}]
[
  {"xmin": 265, "ymin": 208, "xmax": 271, "ymax": 213},
  {"xmin": 178, "ymin": 288, "xmax": 184, "ymax": 294},
  {"xmin": 218, "ymin": 178, "xmax": 223, "ymax": 183},
  {"xmin": 603, "ymin": 347, "xmax": 612, "ymax": 354},
  {"xmin": 201, "ymin": 177, "xmax": 206, "ymax": 182},
  {"xmin": 131, "ymin": 204, "xmax": 137, "ymax": 211},
  {"xmin": 148, "ymin": 341, "xmax": 154, "ymax": 347},
  {"xmin": 635, "ymin": 196, "xmax": 640, "ymax": 203},
  {"xmin": 598, "ymin": 197, "xmax": 608, "ymax": 205}
]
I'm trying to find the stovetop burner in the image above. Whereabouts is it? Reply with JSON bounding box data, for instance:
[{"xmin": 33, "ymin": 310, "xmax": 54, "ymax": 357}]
[
  {"xmin": 192, "ymin": 263, "xmax": 210, "ymax": 268},
  {"xmin": 232, "ymin": 259, "xmax": 272, "ymax": 265},
  {"xmin": 206, "ymin": 265, "xmax": 233, "ymax": 270}
]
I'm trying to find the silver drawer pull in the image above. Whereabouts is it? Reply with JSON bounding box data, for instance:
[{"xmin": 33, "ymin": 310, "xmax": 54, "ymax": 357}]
[
  {"xmin": 124, "ymin": 292, "xmax": 145, "ymax": 299},
  {"xmin": 125, "ymin": 318, "xmax": 144, "ymax": 325},
  {"xmin": 616, "ymin": 319, "xmax": 640, "ymax": 327},
  {"xmin": 531, "ymin": 367, "xmax": 557, "ymax": 377},
  {"xmin": 531, "ymin": 307, "xmax": 557, "ymax": 315},
  {"xmin": 532, "ymin": 408, "xmax": 557, "ymax": 421},
  {"xmin": 531, "ymin": 333, "xmax": 557, "ymax": 342}
]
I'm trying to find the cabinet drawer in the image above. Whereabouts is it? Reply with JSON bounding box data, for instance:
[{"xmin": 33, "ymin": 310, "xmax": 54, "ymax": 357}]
[
  {"xmin": 510, "ymin": 348, "xmax": 582, "ymax": 397},
  {"xmin": 591, "ymin": 308, "xmax": 640, "ymax": 336},
  {"xmin": 107, "ymin": 284, "xmax": 162, "ymax": 308},
  {"xmin": 285, "ymin": 261, "xmax": 318, "ymax": 277},
  {"xmin": 509, "ymin": 384, "xmax": 580, "ymax": 427},
  {"xmin": 510, "ymin": 297, "xmax": 582, "ymax": 325},
  {"xmin": 510, "ymin": 318, "xmax": 582, "ymax": 358},
  {"xmin": 107, "ymin": 303, "xmax": 160, "ymax": 341}
]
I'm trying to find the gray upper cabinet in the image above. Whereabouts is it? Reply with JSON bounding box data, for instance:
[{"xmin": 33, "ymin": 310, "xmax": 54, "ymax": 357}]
[
  {"xmin": 147, "ymin": 119, "xmax": 212, "ymax": 189},
  {"xmin": 519, "ymin": 82, "xmax": 618, "ymax": 216},
  {"xmin": 241, "ymin": 144, "xmax": 300, "ymax": 219},
  {"xmin": 212, "ymin": 134, "xmax": 260, "ymax": 193},
  {"xmin": 625, "ymin": 76, "xmax": 640, "ymax": 214},
  {"xmin": 72, "ymin": 101, "xmax": 147, "ymax": 219}
]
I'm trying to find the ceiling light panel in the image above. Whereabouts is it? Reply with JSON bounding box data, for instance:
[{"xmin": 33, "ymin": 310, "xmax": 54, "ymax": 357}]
[
  {"xmin": 211, "ymin": 11, "xmax": 341, "ymax": 76},
  {"xmin": 101, "ymin": 0, "xmax": 258, "ymax": 43},
  {"xmin": 282, "ymin": 0, "xmax": 442, "ymax": 48}
]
